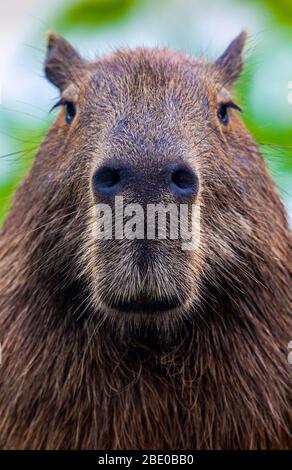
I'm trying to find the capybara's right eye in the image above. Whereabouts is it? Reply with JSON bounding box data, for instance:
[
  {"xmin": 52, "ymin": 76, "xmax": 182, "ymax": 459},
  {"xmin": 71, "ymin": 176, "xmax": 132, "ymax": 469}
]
[{"xmin": 65, "ymin": 101, "xmax": 76, "ymax": 124}]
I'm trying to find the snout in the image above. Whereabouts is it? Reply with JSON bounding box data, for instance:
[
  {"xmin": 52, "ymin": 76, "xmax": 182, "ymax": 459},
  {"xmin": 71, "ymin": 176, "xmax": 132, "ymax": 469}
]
[
  {"xmin": 92, "ymin": 162, "xmax": 198, "ymax": 202},
  {"xmin": 90, "ymin": 157, "xmax": 200, "ymax": 320}
]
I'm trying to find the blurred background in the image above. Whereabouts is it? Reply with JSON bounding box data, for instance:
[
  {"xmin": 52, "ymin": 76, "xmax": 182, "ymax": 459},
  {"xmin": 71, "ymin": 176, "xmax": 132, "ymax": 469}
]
[{"xmin": 0, "ymin": 0, "xmax": 291, "ymax": 223}]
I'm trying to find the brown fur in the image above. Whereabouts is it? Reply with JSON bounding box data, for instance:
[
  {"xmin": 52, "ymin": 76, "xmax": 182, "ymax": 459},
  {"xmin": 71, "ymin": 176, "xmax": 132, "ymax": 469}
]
[{"xmin": 0, "ymin": 32, "xmax": 291, "ymax": 449}]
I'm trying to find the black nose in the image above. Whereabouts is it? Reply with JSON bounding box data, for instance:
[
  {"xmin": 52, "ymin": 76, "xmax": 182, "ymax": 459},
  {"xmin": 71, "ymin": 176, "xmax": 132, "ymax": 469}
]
[
  {"xmin": 92, "ymin": 166, "xmax": 122, "ymax": 196},
  {"xmin": 169, "ymin": 165, "xmax": 198, "ymax": 198},
  {"xmin": 92, "ymin": 163, "xmax": 198, "ymax": 199}
]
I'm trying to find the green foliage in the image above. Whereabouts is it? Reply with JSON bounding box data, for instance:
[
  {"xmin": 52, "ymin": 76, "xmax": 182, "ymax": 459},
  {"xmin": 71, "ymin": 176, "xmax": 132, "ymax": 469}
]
[
  {"xmin": 0, "ymin": 123, "xmax": 46, "ymax": 224},
  {"xmin": 253, "ymin": 0, "xmax": 292, "ymax": 27},
  {"xmin": 0, "ymin": 180, "xmax": 16, "ymax": 224},
  {"xmin": 56, "ymin": 0, "xmax": 138, "ymax": 30}
]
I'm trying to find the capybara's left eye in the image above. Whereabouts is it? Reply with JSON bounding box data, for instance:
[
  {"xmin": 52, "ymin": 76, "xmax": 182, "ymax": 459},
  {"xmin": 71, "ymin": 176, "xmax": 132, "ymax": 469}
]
[
  {"xmin": 217, "ymin": 103, "xmax": 229, "ymax": 125},
  {"xmin": 217, "ymin": 101, "xmax": 242, "ymax": 126}
]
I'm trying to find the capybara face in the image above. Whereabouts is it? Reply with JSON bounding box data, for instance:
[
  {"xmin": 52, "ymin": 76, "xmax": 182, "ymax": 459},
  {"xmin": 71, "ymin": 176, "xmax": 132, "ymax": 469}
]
[
  {"xmin": 33, "ymin": 31, "xmax": 275, "ymax": 328},
  {"xmin": 1, "ymin": 31, "xmax": 291, "ymax": 451}
]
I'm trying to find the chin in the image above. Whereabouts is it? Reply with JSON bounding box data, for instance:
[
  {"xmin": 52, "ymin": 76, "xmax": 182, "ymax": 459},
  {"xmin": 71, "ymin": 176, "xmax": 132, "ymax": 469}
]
[
  {"xmin": 92, "ymin": 290, "xmax": 197, "ymax": 337},
  {"xmin": 87, "ymin": 242, "xmax": 203, "ymax": 334}
]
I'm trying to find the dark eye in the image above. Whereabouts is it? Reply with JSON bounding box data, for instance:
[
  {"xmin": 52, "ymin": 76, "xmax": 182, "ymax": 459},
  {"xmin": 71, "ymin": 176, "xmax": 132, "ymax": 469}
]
[
  {"xmin": 217, "ymin": 101, "xmax": 241, "ymax": 126},
  {"xmin": 217, "ymin": 103, "xmax": 229, "ymax": 125},
  {"xmin": 65, "ymin": 101, "xmax": 76, "ymax": 124},
  {"xmin": 49, "ymin": 99, "xmax": 77, "ymax": 124}
]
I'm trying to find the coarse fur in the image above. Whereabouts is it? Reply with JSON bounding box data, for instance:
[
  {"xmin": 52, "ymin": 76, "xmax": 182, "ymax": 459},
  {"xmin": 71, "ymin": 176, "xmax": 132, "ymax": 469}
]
[{"xmin": 0, "ymin": 32, "xmax": 291, "ymax": 449}]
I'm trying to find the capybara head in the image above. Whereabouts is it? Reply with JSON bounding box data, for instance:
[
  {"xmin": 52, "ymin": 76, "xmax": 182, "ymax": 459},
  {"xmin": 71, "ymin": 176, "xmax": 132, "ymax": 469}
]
[
  {"xmin": 1, "ymin": 31, "xmax": 291, "ymax": 451},
  {"xmin": 17, "ymin": 31, "xmax": 286, "ymax": 332}
]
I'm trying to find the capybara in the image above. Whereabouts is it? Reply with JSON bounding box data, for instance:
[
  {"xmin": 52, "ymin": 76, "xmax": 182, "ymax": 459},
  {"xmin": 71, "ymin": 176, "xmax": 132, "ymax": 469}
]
[{"xmin": 0, "ymin": 31, "xmax": 291, "ymax": 449}]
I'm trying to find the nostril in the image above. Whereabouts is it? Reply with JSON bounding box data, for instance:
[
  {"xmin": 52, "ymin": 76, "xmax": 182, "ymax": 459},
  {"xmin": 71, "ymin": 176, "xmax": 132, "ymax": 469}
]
[
  {"xmin": 171, "ymin": 169, "xmax": 193, "ymax": 189},
  {"xmin": 170, "ymin": 166, "xmax": 198, "ymax": 196},
  {"xmin": 92, "ymin": 167, "xmax": 121, "ymax": 194}
]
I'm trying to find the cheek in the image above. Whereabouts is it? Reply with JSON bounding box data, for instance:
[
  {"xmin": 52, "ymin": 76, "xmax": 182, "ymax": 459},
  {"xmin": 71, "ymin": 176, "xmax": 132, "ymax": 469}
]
[{"xmin": 180, "ymin": 194, "xmax": 205, "ymax": 279}]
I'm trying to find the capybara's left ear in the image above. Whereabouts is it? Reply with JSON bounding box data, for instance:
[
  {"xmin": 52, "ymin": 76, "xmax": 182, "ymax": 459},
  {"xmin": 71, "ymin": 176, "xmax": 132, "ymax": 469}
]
[
  {"xmin": 45, "ymin": 31, "xmax": 84, "ymax": 90},
  {"xmin": 215, "ymin": 31, "xmax": 248, "ymax": 87}
]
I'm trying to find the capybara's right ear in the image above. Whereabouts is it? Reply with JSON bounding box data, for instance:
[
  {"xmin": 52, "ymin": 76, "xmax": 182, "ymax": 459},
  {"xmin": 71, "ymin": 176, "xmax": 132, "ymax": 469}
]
[{"xmin": 45, "ymin": 31, "xmax": 84, "ymax": 90}]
